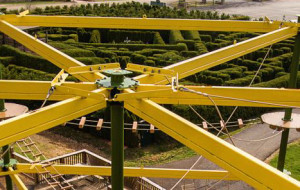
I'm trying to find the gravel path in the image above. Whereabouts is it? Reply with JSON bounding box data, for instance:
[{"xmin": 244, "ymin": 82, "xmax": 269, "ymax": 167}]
[{"xmin": 148, "ymin": 110, "xmax": 300, "ymax": 189}]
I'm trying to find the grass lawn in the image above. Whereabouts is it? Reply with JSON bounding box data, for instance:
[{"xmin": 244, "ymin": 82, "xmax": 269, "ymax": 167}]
[{"xmin": 270, "ymin": 140, "xmax": 300, "ymax": 181}]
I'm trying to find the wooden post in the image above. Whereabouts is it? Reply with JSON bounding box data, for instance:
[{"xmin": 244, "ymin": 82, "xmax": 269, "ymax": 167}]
[
  {"xmin": 79, "ymin": 117, "xmax": 86, "ymax": 129},
  {"xmin": 132, "ymin": 121, "xmax": 137, "ymax": 133},
  {"xmin": 150, "ymin": 124, "xmax": 155, "ymax": 134},
  {"xmin": 202, "ymin": 122, "xmax": 208, "ymax": 131},
  {"xmin": 96, "ymin": 119, "xmax": 103, "ymax": 131},
  {"xmin": 238, "ymin": 119, "xmax": 244, "ymax": 128}
]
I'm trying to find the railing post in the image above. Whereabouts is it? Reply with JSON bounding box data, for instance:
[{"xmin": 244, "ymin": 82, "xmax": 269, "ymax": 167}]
[{"xmin": 277, "ymin": 15, "xmax": 300, "ymax": 171}]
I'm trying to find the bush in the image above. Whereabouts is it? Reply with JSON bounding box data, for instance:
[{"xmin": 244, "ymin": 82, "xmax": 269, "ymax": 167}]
[
  {"xmin": 194, "ymin": 42, "xmax": 208, "ymax": 54},
  {"xmin": 153, "ymin": 32, "xmax": 165, "ymax": 45},
  {"xmin": 0, "ymin": 45, "xmax": 59, "ymax": 73},
  {"xmin": 62, "ymin": 49, "xmax": 96, "ymax": 57},
  {"xmin": 181, "ymin": 30, "xmax": 201, "ymax": 40},
  {"xmin": 199, "ymin": 34, "xmax": 212, "ymax": 42},
  {"xmin": 89, "ymin": 30, "xmax": 101, "ymax": 43},
  {"xmin": 224, "ymin": 75, "xmax": 261, "ymax": 86},
  {"xmin": 0, "ymin": 57, "xmax": 14, "ymax": 65},
  {"xmin": 96, "ymin": 50, "xmax": 118, "ymax": 62},
  {"xmin": 144, "ymin": 60, "xmax": 156, "ymax": 66},
  {"xmin": 131, "ymin": 53, "xmax": 147, "ymax": 64},
  {"xmin": 180, "ymin": 51, "xmax": 198, "ymax": 57},
  {"xmin": 108, "ymin": 30, "xmax": 155, "ymax": 44},
  {"xmin": 75, "ymin": 57, "xmax": 105, "ymax": 65},
  {"xmin": 169, "ymin": 30, "xmax": 184, "ymax": 44}
]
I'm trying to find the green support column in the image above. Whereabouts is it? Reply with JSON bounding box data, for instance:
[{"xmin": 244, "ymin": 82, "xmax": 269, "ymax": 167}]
[
  {"xmin": 2, "ymin": 145, "xmax": 13, "ymax": 190},
  {"xmin": 277, "ymin": 16, "xmax": 300, "ymax": 172},
  {"xmin": 110, "ymin": 101, "xmax": 124, "ymax": 190}
]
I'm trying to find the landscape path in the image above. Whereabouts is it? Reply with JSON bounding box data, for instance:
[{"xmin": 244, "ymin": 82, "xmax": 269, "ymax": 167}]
[{"xmin": 149, "ymin": 109, "xmax": 300, "ymax": 189}]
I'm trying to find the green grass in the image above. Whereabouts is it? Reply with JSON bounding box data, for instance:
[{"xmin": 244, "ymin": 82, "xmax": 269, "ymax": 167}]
[{"xmin": 270, "ymin": 141, "xmax": 300, "ymax": 181}]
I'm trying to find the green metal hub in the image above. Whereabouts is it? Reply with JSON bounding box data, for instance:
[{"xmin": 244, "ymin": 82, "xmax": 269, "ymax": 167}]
[
  {"xmin": 96, "ymin": 70, "xmax": 139, "ymax": 90},
  {"xmin": 0, "ymin": 159, "xmax": 17, "ymax": 171}
]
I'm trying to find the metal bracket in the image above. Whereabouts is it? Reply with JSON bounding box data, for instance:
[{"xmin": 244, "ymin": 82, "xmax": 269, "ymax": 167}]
[
  {"xmin": 68, "ymin": 63, "xmax": 120, "ymax": 75},
  {"xmin": 51, "ymin": 69, "xmax": 68, "ymax": 87},
  {"xmin": 126, "ymin": 63, "xmax": 174, "ymax": 76}
]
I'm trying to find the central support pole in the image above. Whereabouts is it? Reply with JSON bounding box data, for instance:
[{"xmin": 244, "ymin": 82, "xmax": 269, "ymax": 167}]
[
  {"xmin": 110, "ymin": 101, "xmax": 124, "ymax": 190},
  {"xmin": 277, "ymin": 16, "xmax": 300, "ymax": 172}
]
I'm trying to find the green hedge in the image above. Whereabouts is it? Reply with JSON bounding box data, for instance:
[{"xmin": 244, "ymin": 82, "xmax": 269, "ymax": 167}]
[
  {"xmin": 89, "ymin": 30, "xmax": 101, "ymax": 43},
  {"xmin": 153, "ymin": 32, "xmax": 165, "ymax": 45},
  {"xmin": 199, "ymin": 34, "xmax": 212, "ymax": 42},
  {"xmin": 108, "ymin": 30, "xmax": 155, "ymax": 43},
  {"xmin": 169, "ymin": 30, "xmax": 184, "ymax": 44},
  {"xmin": 0, "ymin": 45, "xmax": 59, "ymax": 73},
  {"xmin": 181, "ymin": 30, "xmax": 201, "ymax": 40},
  {"xmin": 75, "ymin": 57, "xmax": 106, "ymax": 65},
  {"xmin": 61, "ymin": 49, "xmax": 96, "ymax": 57},
  {"xmin": 194, "ymin": 42, "xmax": 208, "ymax": 54}
]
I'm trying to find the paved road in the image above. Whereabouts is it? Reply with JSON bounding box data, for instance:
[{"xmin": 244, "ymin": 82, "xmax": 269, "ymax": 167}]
[{"xmin": 148, "ymin": 112, "xmax": 300, "ymax": 189}]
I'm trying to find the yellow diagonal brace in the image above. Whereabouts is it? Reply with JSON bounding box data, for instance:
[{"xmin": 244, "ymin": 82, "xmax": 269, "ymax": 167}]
[
  {"xmin": 124, "ymin": 95, "xmax": 300, "ymax": 190},
  {"xmin": 68, "ymin": 63, "xmax": 120, "ymax": 75},
  {"xmin": 15, "ymin": 164, "xmax": 238, "ymax": 180},
  {"xmin": 0, "ymin": 80, "xmax": 97, "ymax": 100},
  {"xmin": 55, "ymin": 85, "xmax": 106, "ymax": 100},
  {"xmin": 135, "ymin": 27, "xmax": 298, "ymax": 84},
  {"xmin": 0, "ymin": 15, "xmax": 293, "ymax": 32},
  {"xmin": 0, "ymin": 20, "xmax": 103, "ymax": 82},
  {"xmin": 116, "ymin": 85, "xmax": 300, "ymax": 107},
  {"xmin": 51, "ymin": 69, "xmax": 68, "ymax": 86},
  {"xmin": 0, "ymin": 89, "xmax": 108, "ymax": 147},
  {"xmin": 126, "ymin": 63, "xmax": 175, "ymax": 76},
  {"xmin": 8, "ymin": 167, "xmax": 28, "ymax": 190}
]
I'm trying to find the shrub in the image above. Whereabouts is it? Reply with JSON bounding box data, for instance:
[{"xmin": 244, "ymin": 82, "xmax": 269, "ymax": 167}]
[
  {"xmin": 181, "ymin": 30, "xmax": 201, "ymax": 40},
  {"xmin": 199, "ymin": 34, "xmax": 212, "ymax": 42},
  {"xmin": 153, "ymin": 32, "xmax": 165, "ymax": 45},
  {"xmin": 0, "ymin": 57, "xmax": 14, "ymax": 65},
  {"xmin": 224, "ymin": 75, "xmax": 261, "ymax": 86},
  {"xmin": 194, "ymin": 42, "xmax": 208, "ymax": 54},
  {"xmin": 89, "ymin": 30, "xmax": 101, "ymax": 43},
  {"xmin": 131, "ymin": 53, "xmax": 147, "ymax": 64},
  {"xmin": 169, "ymin": 30, "xmax": 184, "ymax": 44},
  {"xmin": 108, "ymin": 30, "xmax": 155, "ymax": 43},
  {"xmin": 144, "ymin": 60, "xmax": 156, "ymax": 66},
  {"xmin": 62, "ymin": 49, "xmax": 96, "ymax": 57},
  {"xmin": 75, "ymin": 57, "xmax": 105, "ymax": 65},
  {"xmin": 180, "ymin": 51, "xmax": 198, "ymax": 57},
  {"xmin": 69, "ymin": 34, "xmax": 79, "ymax": 42},
  {"xmin": 0, "ymin": 45, "xmax": 59, "ymax": 73},
  {"xmin": 96, "ymin": 50, "xmax": 118, "ymax": 61}
]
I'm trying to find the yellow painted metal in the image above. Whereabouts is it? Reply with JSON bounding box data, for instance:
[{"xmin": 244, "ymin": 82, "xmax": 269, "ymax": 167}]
[
  {"xmin": 126, "ymin": 63, "xmax": 175, "ymax": 76},
  {"xmin": 68, "ymin": 63, "xmax": 120, "ymax": 75},
  {"xmin": 124, "ymin": 95, "xmax": 300, "ymax": 190},
  {"xmin": 115, "ymin": 85, "xmax": 300, "ymax": 107},
  {"xmin": 0, "ymin": 80, "xmax": 97, "ymax": 100},
  {"xmin": 0, "ymin": 14, "xmax": 295, "ymax": 32},
  {"xmin": 0, "ymin": 89, "xmax": 108, "ymax": 147},
  {"xmin": 8, "ymin": 167, "xmax": 28, "ymax": 190},
  {"xmin": 51, "ymin": 69, "xmax": 68, "ymax": 87},
  {"xmin": 54, "ymin": 86, "xmax": 107, "ymax": 100},
  {"xmin": 15, "ymin": 164, "xmax": 238, "ymax": 180},
  {"xmin": 18, "ymin": 10, "xmax": 29, "ymax": 17},
  {"xmin": 136, "ymin": 27, "xmax": 298, "ymax": 84},
  {"xmin": 0, "ymin": 20, "xmax": 104, "ymax": 82}
]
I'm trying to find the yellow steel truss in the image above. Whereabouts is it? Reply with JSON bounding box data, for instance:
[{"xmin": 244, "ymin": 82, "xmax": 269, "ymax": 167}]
[{"xmin": 0, "ymin": 13, "xmax": 300, "ymax": 190}]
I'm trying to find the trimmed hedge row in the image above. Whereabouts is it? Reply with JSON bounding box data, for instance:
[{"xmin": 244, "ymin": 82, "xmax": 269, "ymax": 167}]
[
  {"xmin": 169, "ymin": 30, "xmax": 184, "ymax": 44},
  {"xmin": 0, "ymin": 45, "xmax": 59, "ymax": 73}
]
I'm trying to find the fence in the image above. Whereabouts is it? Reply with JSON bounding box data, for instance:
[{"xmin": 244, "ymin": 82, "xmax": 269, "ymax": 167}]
[{"xmin": 13, "ymin": 149, "xmax": 165, "ymax": 190}]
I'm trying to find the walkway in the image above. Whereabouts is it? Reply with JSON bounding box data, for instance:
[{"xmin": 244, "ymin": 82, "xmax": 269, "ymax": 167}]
[{"xmin": 149, "ymin": 111, "xmax": 300, "ymax": 189}]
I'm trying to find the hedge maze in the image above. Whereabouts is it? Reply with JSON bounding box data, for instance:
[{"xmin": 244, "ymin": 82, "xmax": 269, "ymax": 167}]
[{"xmin": 0, "ymin": 2, "xmax": 298, "ymax": 146}]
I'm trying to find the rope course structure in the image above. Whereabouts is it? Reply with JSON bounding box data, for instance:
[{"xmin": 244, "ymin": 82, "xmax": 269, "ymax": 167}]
[{"xmin": 1, "ymin": 10, "xmax": 300, "ymax": 190}]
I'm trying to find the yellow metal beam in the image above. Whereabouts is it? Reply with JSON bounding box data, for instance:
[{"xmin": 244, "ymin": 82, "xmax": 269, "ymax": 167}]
[
  {"xmin": 68, "ymin": 63, "xmax": 120, "ymax": 75},
  {"xmin": 0, "ymin": 89, "xmax": 108, "ymax": 147},
  {"xmin": 115, "ymin": 85, "xmax": 300, "ymax": 107},
  {"xmin": 15, "ymin": 164, "xmax": 238, "ymax": 180},
  {"xmin": 136, "ymin": 27, "xmax": 298, "ymax": 84},
  {"xmin": 0, "ymin": 20, "xmax": 104, "ymax": 82},
  {"xmin": 126, "ymin": 63, "xmax": 175, "ymax": 76},
  {"xmin": 8, "ymin": 167, "xmax": 28, "ymax": 190},
  {"xmin": 0, "ymin": 80, "xmax": 98, "ymax": 100},
  {"xmin": 124, "ymin": 94, "xmax": 300, "ymax": 190},
  {"xmin": 0, "ymin": 15, "xmax": 293, "ymax": 32},
  {"xmin": 51, "ymin": 69, "xmax": 68, "ymax": 87},
  {"xmin": 54, "ymin": 85, "xmax": 106, "ymax": 100}
]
